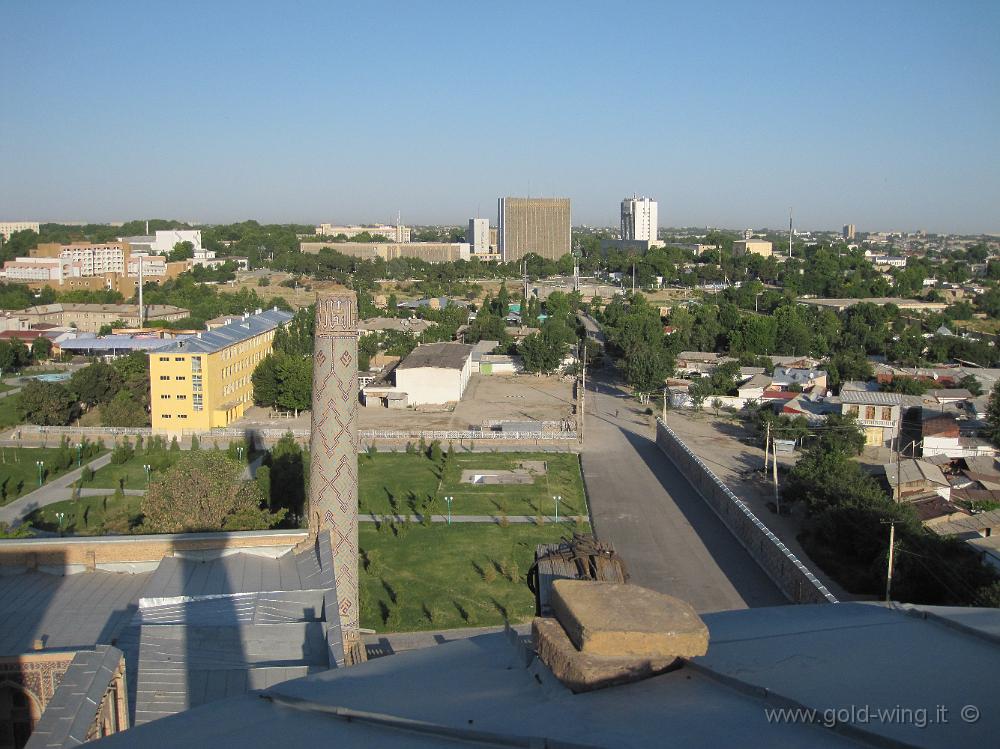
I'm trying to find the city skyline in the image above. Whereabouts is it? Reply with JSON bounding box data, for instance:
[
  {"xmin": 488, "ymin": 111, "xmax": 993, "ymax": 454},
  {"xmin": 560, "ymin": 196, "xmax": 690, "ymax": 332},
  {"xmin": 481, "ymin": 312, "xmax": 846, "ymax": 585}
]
[{"xmin": 1, "ymin": 1, "xmax": 998, "ymax": 233}]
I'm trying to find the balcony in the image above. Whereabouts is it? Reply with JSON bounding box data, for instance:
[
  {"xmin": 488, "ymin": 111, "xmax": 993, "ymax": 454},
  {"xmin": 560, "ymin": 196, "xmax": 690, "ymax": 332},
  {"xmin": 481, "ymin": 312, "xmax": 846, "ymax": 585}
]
[{"xmin": 857, "ymin": 419, "xmax": 896, "ymax": 429}]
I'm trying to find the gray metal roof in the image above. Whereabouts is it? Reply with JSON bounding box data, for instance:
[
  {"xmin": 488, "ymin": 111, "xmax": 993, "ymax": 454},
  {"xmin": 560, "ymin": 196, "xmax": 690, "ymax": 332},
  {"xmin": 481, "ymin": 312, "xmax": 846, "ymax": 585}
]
[
  {"xmin": 60, "ymin": 336, "xmax": 181, "ymax": 353},
  {"xmin": 396, "ymin": 342, "xmax": 473, "ymax": 371},
  {"xmin": 840, "ymin": 389, "xmax": 904, "ymax": 406},
  {"xmin": 26, "ymin": 645, "xmax": 124, "ymax": 749},
  {"xmin": 94, "ymin": 602, "xmax": 1000, "ymax": 749},
  {"xmin": 0, "ymin": 570, "xmax": 151, "ymax": 655},
  {"xmin": 154, "ymin": 309, "xmax": 293, "ymax": 355},
  {"xmin": 121, "ymin": 534, "xmax": 340, "ymax": 727}
]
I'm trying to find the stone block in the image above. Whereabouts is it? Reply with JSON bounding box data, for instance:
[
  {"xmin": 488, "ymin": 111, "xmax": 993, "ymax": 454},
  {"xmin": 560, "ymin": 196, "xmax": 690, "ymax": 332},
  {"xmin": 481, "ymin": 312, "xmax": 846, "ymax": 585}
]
[
  {"xmin": 550, "ymin": 580, "xmax": 709, "ymax": 658},
  {"xmin": 533, "ymin": 617, "xmax": 679, "ymax": 693}
]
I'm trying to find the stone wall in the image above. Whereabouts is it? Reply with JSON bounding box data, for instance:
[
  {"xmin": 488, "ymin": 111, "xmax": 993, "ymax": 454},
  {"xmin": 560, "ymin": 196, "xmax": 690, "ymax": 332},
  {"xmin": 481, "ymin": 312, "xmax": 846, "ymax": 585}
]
[
  {"xmin": 654, "ymin": 419, "xmax": 837, "ymax": 605},
  {"xmin": 0, "ymin": 529, "xmax": 309, "ymax": 574}
]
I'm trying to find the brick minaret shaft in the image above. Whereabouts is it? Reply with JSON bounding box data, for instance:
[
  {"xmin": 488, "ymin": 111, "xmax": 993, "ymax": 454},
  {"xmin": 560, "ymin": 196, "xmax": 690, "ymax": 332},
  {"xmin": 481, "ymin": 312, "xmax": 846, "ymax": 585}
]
[{"xmin": 308, "ymin": 292, "xmax": 360, "ymax": 653}]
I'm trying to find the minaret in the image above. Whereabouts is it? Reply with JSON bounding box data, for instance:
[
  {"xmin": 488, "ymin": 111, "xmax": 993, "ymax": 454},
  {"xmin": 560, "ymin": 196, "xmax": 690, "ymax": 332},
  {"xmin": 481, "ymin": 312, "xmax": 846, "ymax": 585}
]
[{"xmin": 308, "ymin": 291, "xmax": 361, "ymax": 663}]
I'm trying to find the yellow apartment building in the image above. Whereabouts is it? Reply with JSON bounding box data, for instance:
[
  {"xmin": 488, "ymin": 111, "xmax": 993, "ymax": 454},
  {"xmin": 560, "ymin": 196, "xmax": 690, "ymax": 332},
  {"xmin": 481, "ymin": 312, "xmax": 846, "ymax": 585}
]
[{"xmin": 149, "ymin": 308, "xmax": 293, "ymax": 434}]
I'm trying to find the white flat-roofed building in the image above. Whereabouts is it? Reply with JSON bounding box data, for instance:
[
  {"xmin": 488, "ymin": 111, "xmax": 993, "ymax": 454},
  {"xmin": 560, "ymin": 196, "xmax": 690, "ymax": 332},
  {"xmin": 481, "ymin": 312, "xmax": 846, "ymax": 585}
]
[
  {"xmin": 1, "ymin": 257, "xmax": 80, "ymax": 283},
  {"xmin": 151, "ymin": 229, "xmax": 203, "ymax": 255},
  {"xmin": 621, "ymin": 196, "xmax": 658, "ymax": 245},
  {"xmin": 468, "ymin": 218, "xmax": 490, "ymax": 253},
  {"xmin": 0, "ymin": 221, "xmax": 40, "ymax": 239},
  {"xmin": 315, "ymin": 223, "xmax": 411, "ymax": 242},
  {"xmin": 33, "ymin": 242, "xmax": 128, "ymax": 276},
  {"xmin": 392, "ymin": 342, "xmax": 473, "ymax": 405}
]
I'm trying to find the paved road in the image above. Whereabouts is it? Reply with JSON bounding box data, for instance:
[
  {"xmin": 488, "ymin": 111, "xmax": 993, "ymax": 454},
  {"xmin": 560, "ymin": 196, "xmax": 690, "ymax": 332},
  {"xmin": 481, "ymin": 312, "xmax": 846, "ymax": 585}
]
[
  {"xmin": 581, "ymin": 368, "xmax": 786, "ymax": 613},
  {"xmin": 0, "ymin": 453, "xmax": 113, "ymax": 527}
]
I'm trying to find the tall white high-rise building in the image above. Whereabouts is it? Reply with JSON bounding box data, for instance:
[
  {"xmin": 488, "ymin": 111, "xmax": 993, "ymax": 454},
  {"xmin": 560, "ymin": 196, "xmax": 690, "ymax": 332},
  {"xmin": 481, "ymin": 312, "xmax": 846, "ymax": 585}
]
[
  {"xmin": 620, "ymin": 196, "xmax": 658, "ymax": 244},
  {"xmin": 468, "ymin": 218, "xmax": 490, "ymax": 253}
]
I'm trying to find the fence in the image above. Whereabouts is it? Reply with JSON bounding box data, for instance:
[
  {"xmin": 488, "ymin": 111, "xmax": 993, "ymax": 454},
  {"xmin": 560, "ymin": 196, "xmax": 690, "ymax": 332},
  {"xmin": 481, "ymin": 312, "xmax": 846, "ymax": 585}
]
[
  {"xmin": 10, "ymin": 425, "xmax": 578, "ymax": 450},
  {"xmin": 654, "ymin": 418, "xmax": 837, "ymax": 605}
]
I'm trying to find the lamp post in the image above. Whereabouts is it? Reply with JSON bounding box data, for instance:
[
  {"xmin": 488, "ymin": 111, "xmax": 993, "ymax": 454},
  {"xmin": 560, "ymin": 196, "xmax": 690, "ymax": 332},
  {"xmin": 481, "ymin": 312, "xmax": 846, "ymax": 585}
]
[
  {"xmin": 143, "ymin": 464, "xmax": 151, "ymax": 486},
  {"xmin": 444, "ymin": 496, "xmax": 453, "ymax": 525},
  {"xmin": 76, "ymin": 442, "xmax": 82, "ymax": 467},
  {"xmin": 236, "ymin": 446, "xmax": 245, "ymax": 462},
  {"xmin": 56, "ymin": 511, "xmax": 65, "ymax": 536},
  {"xmin": 36, "ymin": 460, "xmax": 44, "ymax": 487},
  {"xmin": 553, "ymin": 494, "xmax": 562, "ymax": 521}
]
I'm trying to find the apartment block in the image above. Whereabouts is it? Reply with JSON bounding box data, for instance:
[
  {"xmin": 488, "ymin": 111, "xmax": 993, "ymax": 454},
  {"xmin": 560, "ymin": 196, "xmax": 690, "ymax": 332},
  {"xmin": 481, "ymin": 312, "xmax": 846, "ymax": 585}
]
[
  {"xmin": 149, "ymin": 308, "xmax": 293, "ymax": 433},
  {"xmin": 468, "ymin": 218, "xmax": 491, "ymax": 253},
  {"xmin": 621, "ymin": 196, "xmax": 658, "ymax": 244},
  {"xmin": 32, "ymin": 242, "xmax": 129, "ymax": 275},
  {"xmin": 315, "ymin": 224, "xmax": 411, "ymax": 243},
  {"xmin": 300, "ymin": 241, "xmax": 470, "ymax": 263},
  {"xmin": 497, "ymin": 197, "xmax": 571, "ymax": 262},
  {"xmin": 0, "ymin": 221, "xmax": 40, "ymax": 239}
]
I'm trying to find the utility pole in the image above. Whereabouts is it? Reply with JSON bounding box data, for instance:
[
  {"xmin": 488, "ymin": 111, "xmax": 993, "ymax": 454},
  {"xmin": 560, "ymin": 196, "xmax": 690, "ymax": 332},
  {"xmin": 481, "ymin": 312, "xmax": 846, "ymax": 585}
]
[
  {"xmin": 894, "ymin": 432, "xmax": 901, "ymax": 503},
  {"xmin": 882, "ymin": 519, "xmax": 897, "ymax": 602},
  {"xmin": 631, "ymin": 263, "xmax": 636, "ymax": 295},
  {"xmin": 763, "ymin": 421, "xmax": 771, "ymax": 473},
  {"xmin": 662, "ymin": 385, "xmax": 667, "ymax": 421},
  {"xmin": 772, "ymin": 435, "xmax": 780, "ymax": 514}
]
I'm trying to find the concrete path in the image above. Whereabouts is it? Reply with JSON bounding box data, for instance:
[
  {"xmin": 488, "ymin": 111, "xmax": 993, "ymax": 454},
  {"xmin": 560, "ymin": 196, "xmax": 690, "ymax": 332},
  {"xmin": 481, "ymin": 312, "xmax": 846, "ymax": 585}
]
[
  {"xmin": 0, "ymin": 453, "xmax": 112, "ymax": 527},
  {"xmin": 581, "ymin": 368, "xmax": 786, "ymax": 614}
]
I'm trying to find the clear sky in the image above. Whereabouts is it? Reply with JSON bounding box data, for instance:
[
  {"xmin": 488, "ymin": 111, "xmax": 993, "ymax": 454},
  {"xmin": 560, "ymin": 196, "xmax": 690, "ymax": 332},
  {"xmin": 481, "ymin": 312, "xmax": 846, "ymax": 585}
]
[{"xmin": 2, "ymin": 1, "xmax": 998, "ymax": 233}]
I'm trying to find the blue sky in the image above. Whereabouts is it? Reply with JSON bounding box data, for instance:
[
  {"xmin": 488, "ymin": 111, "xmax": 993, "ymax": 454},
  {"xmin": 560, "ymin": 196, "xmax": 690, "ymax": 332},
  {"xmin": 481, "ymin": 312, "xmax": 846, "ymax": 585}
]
[{"xmin": 1, "ymin": 1, "xmax": 998, "ymax": 232}]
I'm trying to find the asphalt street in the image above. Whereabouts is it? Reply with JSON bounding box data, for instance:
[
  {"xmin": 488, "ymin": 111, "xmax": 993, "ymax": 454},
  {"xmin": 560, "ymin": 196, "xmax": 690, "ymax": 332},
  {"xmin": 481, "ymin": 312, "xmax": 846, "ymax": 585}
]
[{"xmin": 581, "ymin": 368, "xmax": 786, "ymax": 613}]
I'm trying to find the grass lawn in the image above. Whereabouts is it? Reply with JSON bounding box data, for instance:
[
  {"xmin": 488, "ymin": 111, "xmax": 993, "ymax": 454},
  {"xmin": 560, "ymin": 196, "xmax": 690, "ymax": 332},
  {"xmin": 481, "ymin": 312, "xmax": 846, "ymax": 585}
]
[
  {"xmin": 87, "ymin": 452, "xmax": 182, "ymax": 490},
  {"xmin": 358, "ymin": 451, "xmax": 588, "ymax": 518},
  {"xmin": 25, "ymin": 494, "xmax": 143, "ymax": 536},
  {"xmin": 0, "ymin": 394, "xmax": 21, "ymax": 430},
  {"xmin": 359, "ymin": 520, "xmax": 590, "ymax": 632},
  {"xmin": 0, "ymin": 446, "xmax": 104, "ymax": 506}
]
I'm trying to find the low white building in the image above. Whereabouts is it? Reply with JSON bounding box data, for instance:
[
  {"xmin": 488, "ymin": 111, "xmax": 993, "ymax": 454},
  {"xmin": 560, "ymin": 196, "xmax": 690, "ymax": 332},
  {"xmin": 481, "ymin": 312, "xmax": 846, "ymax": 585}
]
[{"xmin": 392, "ymin": 342, "xmax": 473, "ymax": 406}]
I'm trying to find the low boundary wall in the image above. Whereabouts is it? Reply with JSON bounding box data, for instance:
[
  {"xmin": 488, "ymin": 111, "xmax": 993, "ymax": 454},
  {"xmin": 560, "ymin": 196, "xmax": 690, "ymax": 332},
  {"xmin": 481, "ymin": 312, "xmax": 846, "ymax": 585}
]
[
  {"xmin": 654, "ymin": 418, "xmax": 837, "ymax": 604},
  {"xmin": 0, "ymin": 529, "xmax": 309, "ymax": 575}
]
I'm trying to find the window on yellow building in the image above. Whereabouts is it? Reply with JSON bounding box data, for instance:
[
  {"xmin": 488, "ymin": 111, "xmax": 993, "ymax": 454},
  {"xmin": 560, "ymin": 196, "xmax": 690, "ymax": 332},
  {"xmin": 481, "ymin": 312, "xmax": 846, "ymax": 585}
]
[{"xmin": 160, "ymin": 375, "xmax": 170, "ymax": 380}]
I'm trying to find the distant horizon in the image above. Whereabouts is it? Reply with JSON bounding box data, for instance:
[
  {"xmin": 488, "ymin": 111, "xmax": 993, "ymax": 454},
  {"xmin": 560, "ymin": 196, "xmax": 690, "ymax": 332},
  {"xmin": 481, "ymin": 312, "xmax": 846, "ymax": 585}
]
[
  {"xmin": 8, "ymin": 216, "xmax": 997, "ymax": 238},
  {"xmin": 2, "ymin": 2, "xmax": 997, "ymax": 234}
]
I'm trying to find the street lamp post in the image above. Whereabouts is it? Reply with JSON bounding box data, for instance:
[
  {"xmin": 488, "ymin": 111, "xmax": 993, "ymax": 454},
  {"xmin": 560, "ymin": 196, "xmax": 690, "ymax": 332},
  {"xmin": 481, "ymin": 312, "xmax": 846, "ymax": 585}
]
[
  {"xmin": 56, "ymin": 511, "xmax": 65, "ymax": 536},
  {"xmin": 143, "ymin": 464, "xmax": 151, "ymax": 486},
  {"xmin": 76, "ymin": 443, "xmax": 82, "ymax": 467},
  {"xmin": 553, "ymin": 494, "xmax": 562, "ymax": 521},
  {"xmin": 444, "ymin": 496, "xmax": 453, "ymax": 525},
  {"xmin": 236, "ymin": 446, "xmax": 245, "ymax": 462},
  {"xmin": 36, "ymin": 460, "xmax": 45, "ymax": 487}
]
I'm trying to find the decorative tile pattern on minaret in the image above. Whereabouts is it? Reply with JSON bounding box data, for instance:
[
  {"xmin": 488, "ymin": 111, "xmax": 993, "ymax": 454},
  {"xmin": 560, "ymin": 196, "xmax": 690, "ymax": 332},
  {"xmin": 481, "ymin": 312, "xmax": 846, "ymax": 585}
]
[{"xmin": 308, "ymin": 292, "xmax": 359, "ymax": 649}]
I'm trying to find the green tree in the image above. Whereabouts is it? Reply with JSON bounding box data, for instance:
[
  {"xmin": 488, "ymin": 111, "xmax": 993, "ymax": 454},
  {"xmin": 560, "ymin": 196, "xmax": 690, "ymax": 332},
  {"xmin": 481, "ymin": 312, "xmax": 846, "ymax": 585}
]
[
  {"xmin": 102, "ymin": 390, "xmax": 149, "ymax": 427},
  {"xmin": 30, "ymin": 337, "xmax": 53, "ymax": 361},
  {"xmin": 18, "ymin": 380, "xmax": 79, "ymax": 425},
  {"xmin": 69, "ymin": 362, "xmax": 123, "ymax": 407},
  {"xmin": 141, "ymin": 451, "xmax": 285, "ymax": 533},
  {"xmin": 959, "ymin": 374, "xmax": 983, "ymax": 397},
  {"xmin": 167, "ymin": 240, "xmax": 195, "ymax": 262},
  {"xmin": 987, "ymin": 381, "xmax": 1000, "ymax": 447}
]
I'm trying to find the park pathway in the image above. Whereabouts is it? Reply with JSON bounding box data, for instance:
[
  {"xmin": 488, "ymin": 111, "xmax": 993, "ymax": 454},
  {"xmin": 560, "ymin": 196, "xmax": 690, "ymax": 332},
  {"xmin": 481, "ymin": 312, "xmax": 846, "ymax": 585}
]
[{"xmin": 0, "ymin": 453, "xmax": 112, "ymax": 528}]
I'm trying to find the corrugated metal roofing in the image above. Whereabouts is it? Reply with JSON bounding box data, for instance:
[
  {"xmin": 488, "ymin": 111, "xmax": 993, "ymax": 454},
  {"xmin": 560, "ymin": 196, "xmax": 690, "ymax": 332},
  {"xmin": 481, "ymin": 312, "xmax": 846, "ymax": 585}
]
[{"xmin": 154, "ymin": 309, "xmax": 293, "ymax": 355}]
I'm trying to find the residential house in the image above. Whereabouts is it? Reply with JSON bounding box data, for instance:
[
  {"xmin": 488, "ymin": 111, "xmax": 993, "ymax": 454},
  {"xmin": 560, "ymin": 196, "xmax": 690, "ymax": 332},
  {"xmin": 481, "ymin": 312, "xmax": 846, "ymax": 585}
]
[
  {"xmin": 883, "ymin": 459, "xmax": 951, "ymax": 501},
  {"xmin": 840, "ymin": 390, "xmax": 903, "ymax": 447}
]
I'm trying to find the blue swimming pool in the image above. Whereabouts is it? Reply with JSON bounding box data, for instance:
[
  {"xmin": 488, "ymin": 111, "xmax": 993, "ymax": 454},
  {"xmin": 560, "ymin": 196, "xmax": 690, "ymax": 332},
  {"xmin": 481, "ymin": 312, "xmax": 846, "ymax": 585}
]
[{"xmin": 30, "ymin": 373, "xmax": 71, "ymax": 383}]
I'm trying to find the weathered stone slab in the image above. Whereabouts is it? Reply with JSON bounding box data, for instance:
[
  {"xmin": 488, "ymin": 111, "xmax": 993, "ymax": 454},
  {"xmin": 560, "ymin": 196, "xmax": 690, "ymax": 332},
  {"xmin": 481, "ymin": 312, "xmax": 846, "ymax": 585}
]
[
  {"xmin": 550, "ymin": 580, "xmax": 709, "ymax": 658},
  {"xmin": 533, "ymin": 617, "xmax": 679, "ymax": 693}
]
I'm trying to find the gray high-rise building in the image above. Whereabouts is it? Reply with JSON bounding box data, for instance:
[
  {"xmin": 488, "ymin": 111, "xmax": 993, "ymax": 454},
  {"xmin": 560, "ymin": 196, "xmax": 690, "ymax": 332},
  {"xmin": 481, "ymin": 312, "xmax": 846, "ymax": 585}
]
[
  {"xmin": 497, "ymin": 197, "xmax": 571, "ymax": 263},
  {"xmin": 842, "ymin": 224, "xmax": 856, "ymax": 241}
]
